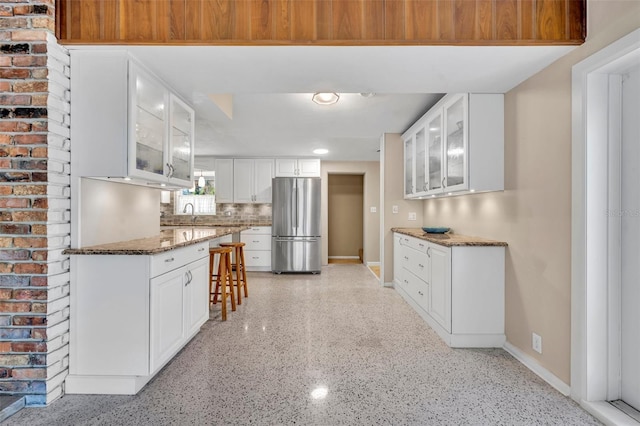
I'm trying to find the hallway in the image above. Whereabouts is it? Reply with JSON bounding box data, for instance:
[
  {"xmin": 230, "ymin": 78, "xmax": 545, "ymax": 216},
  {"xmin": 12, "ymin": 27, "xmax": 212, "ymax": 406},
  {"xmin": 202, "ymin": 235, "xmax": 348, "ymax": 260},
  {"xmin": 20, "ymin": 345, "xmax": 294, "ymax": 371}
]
[{"xmin": 8, "ymin": 265, "xmax": 598, "ymax": 425}]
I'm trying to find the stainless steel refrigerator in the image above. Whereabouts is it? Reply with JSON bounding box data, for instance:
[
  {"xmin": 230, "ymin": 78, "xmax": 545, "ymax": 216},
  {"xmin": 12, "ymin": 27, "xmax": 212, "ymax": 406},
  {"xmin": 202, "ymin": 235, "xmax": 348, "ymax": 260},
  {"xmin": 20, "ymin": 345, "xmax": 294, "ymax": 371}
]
[{"xmin": 271, "ymin": 177, "xmax": 321, "ymax": 274}]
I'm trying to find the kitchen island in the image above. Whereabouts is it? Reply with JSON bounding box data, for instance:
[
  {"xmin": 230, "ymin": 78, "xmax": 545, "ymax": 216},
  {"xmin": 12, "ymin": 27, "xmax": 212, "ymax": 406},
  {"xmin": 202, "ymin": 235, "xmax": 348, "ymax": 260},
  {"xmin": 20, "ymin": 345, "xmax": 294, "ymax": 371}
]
[{"xmin": 64, "ymin": 226, "xmax": 248, "ymax": 395}]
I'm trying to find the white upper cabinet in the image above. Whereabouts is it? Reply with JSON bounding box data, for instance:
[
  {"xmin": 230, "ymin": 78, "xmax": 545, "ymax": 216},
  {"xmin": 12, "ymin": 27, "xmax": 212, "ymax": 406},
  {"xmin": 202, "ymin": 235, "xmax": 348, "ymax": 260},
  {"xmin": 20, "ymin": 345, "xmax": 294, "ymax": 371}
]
[
  {"xmin": 212, "ymin": 159, "xmax": 233, "ymax": 203},
  {"xmin": 233, "ymin": 159, "xmax": 274, "ymax": 203},
  {"xmin": 402, "ymin": 93, "xmax": 503, "ymax": 198},
  {"xmin": 275, "ymin": 158, "xmax": 321, "ymax": 177},
  {"xmin": 70, "ymin": 50, "xmax": 194, "ymax": 189}
]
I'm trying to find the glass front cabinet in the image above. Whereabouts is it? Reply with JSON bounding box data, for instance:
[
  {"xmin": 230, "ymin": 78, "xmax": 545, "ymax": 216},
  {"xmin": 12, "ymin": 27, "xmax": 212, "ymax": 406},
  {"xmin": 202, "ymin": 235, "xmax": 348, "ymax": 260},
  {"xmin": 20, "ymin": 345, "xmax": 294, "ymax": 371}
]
[
  {"xmin": 402, "ymin": 93, "xmax": 503, "ymax": 199},
  {"xmin": 70, "ymin": 51, "xmax": 194, "ymax": 189}
]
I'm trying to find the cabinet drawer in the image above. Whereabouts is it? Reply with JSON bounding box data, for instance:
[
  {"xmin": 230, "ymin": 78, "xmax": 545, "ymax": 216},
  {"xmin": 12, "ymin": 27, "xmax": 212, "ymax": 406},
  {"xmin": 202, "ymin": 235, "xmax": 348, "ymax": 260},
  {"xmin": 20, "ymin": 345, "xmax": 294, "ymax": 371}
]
[
  {"xmin": 403, "ymin": 269, "xmax": 430, "ymax": 313},
  {"xmin": 242, "ymin": 226, "xmax": 271, "ymax": 235},
  {"xmin": 150, "ymin": 242, "xmax": 209, "ymax": 278},
  {"xmin": 399, "ymin": 235, "xmax": 428, "ymax": 253},
  {"xmin": 241, "ymin": 234, "xmax": 271, "ymax": 250},
  {"xmin": 403, "ymin": 246, "xmax": 429, "ymax": 281},
  {"xmin": 245, "ymin": 250, "xmax": 271, "ymax": 267}
]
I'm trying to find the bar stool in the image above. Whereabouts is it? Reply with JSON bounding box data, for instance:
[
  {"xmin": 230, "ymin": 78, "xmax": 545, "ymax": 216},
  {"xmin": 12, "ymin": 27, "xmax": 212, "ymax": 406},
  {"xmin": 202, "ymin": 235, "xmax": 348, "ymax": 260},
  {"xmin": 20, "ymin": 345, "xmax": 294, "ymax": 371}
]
[
  {"xmin": 219, "ymin": 242, "xmax": 248, "ymax": 305},
  {"xmin": 209, "ymin": 246, "xmax": 236, "ymax": 321}
]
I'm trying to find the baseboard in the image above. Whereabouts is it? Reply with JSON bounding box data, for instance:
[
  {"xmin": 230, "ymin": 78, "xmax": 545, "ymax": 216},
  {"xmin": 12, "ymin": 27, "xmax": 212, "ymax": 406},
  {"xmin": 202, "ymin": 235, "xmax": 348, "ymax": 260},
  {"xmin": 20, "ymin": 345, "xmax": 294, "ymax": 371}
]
[
  {"xmin": 328, "ymin": 256, "xmax": 360, "ymax": 259},
  {"xmin": 383, "ymin": 281, "xmax": 394, "ymax": 288},
  {"xmin": 366, "ymin": 261, "xmax": 380, "ymax": 267},
  {"xmin": 503, "ymin": 341, "xmax": 571, "ymax": 396}
]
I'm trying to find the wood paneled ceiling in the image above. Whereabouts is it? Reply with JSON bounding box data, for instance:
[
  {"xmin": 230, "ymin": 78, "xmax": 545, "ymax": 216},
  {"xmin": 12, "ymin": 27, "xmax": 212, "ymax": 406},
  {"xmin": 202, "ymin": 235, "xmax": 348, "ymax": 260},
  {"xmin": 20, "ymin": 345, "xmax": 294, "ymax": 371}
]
[{"xmin": 56, "ymin": 0, "xmax": 586, "ymax": 45}]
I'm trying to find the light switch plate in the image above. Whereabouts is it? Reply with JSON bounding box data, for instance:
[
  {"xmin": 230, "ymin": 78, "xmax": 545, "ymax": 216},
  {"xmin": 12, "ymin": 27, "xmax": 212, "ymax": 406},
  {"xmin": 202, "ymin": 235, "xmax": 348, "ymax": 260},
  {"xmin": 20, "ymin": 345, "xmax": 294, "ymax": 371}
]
[
  {"xmin": 392, "ymin": 205, "xmax": 399, "ymax": 214},
  {"xmin": 408, "ymin": 212, "xmax": 417, "ymax": 221}
]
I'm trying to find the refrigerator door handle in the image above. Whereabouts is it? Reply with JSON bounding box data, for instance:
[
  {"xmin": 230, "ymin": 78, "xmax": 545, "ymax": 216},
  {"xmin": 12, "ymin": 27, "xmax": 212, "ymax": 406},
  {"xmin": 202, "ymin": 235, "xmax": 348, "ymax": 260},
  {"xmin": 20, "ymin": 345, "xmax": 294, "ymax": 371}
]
[{"xmin": 275, "ymin": 237, "xmax": 318, "ymax": 242}]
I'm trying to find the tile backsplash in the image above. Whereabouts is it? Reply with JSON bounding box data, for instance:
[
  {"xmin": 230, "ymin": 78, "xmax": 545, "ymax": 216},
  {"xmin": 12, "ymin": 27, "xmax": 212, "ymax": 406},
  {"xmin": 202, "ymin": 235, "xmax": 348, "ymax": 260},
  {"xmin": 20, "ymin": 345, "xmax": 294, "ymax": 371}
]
[{"xmin": 160, "ymin": 192, "xmax": 272, "ymax": 225}]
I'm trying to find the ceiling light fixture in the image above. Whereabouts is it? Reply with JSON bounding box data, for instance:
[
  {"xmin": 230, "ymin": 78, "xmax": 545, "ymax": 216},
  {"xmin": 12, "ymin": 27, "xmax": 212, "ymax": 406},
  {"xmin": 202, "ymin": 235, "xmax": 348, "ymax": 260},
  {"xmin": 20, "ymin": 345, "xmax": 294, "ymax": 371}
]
[
  {"xmin": 197, "ymin": 171, "xmax": 206, "ymax": 187},
  {"xmin": 313, "ymin": 148, "xmax": 329, "ymax": 155},
  {"xmin": 312, "ymin": 92, "xmax": 339, "ymax": 105}
]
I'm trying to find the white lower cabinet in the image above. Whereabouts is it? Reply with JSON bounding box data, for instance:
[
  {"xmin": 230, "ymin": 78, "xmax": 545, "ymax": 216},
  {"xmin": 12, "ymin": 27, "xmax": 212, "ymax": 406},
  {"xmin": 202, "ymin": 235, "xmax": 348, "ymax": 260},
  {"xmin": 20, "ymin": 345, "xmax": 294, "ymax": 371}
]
[
  {"xmin": 67, "ymin": 242, "xmax": 210, "ymax": 395},
  {"xmin": 393, "ymin": 232, "xmax": 504, "ymax": 348},
  {"xmin": 241, "ymin": 226, "xmax": 272, "ymax": 271}
]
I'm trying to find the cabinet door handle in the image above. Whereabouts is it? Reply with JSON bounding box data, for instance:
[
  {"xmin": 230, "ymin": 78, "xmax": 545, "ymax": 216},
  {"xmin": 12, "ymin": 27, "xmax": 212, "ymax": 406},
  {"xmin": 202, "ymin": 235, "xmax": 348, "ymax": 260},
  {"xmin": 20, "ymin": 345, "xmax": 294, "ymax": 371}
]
[
  {"xmin": 253, "ymin": 240, "xmax": 260, "ymax": 243},
  {"xmin": 165, "ymin": 163, "xmax": 172, "ymax": 178},
  {"xmin": 404, "ymin": 256, "xmax": 408, "ymax": 260},
  {"xmin": 418, "ymin": 264, "xmax": 424, "ymax": 268},
  {"xmin": 442, "ymin": 177, "xmax": 446, "ymax": 188},
  {"xmin": 165, "ymin": 257, "xmax": 175, "ymax": 263},
  {"xmin": 404, "ymin": 279, "xmax": 408, "ymax": 284},
  {"xmin": 197, "ymin": 247, "xmax": 206, "ymax": 252},
  {"xmin": 418, "ymin": 291, "xmax": 424, "ymax": 296},
  {"xmin": 418, "ymin": 243, "xmax": 425, "ymax": 248},
  {"xmin": 252, "ymin": 256, "xmax": 259, "ymax": 259},
  {"xmin": 427, "ymin": 247, "xmax": 431, "ymax": 258}
]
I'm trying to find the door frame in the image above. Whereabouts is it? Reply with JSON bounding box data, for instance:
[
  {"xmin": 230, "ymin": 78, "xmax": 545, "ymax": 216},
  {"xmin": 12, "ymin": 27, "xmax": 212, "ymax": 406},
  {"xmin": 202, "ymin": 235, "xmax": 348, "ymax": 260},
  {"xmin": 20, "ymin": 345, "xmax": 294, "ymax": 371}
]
[
  {"xmin": 326, "ymin": 172, "xmax": 366, "ymax": 262},
  {"xmin": 571, "ymin": 28, "xmax": 640, "ymax": 424}
]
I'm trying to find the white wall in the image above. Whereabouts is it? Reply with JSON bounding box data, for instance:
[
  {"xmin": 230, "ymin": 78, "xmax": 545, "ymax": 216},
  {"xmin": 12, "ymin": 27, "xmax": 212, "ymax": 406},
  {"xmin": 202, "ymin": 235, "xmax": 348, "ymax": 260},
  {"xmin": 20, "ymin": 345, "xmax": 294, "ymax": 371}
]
[{"xmin": 79, "ymin": 179, "xmax": 160, "ymax": 247}]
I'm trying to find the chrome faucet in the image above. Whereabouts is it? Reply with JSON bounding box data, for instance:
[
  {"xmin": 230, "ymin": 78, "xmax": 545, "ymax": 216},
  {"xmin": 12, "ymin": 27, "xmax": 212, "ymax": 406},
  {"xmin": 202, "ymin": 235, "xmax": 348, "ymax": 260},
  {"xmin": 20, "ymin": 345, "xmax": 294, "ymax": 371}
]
[{"xmin": 183, "ymin": 203, "xmax": 196, "ymax": 224}]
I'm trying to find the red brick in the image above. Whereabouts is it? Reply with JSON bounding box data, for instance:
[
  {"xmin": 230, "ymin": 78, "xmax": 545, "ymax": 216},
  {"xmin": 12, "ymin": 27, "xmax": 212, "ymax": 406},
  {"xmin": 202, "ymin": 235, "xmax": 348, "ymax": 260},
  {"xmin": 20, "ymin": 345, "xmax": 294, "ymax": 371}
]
[
  {"xmin": 13, "ymin": 289, "xmax": 47, "ymax": 300},
  {"xmin": 0, "ymin": 94, "xmax": 31, "ymax": 105},
  {"xmin": 0, "ymin": 342, "xmax": 11, "ymax": 352},
  {"xmin": 13, "ymin": 159, "xmax": 47, "ymax": 170},
  {"xmin": 8, "ymin": 146, "xmax": 29, "ymax": 157},
  {"xmin": 32, "ymin": 198, "xmax": 46, "ymax": 208},
  {"xmin": 31, "ymin": 43, "xmax": 47, "ymax": 54},
  {"xmin": 0, "ymin": 69, "xmax": 30, "ymax": 79},
  {"xmin": 12, "ymin": 185, "xmax": 46, "ymax": 195},
  {"xmin": 11, "ymin": 342, "xmax": 46, "ymax": 352},
  {"xmin": 0, "ymin": 82, "xmax": 10, "ymax": 91},
  {"xmin": 0, "ymin": 6, "xmax": 12, "ymax": 17},
  {"xmin": 12, "ymin": 368, "xmax": 46, "ymax": 379},
  {"xmin": 13, "ymin": 6, "xmax": 33, "ymax": 15},
  {"xmin": 0, "ymin": 122, "xmax": 17, "ymax": 132},
  {"xmin": 31, "ymin": 329, "xmax": 46, "ymax": 339},
  {"xmin": 13, "ymin": 237, "xmax": 47, "ymax": 248},
  {"xmin": 31, "ymin": 250, "xmax": 46, "ymax": 261},
  {"xmin": 0, "ymin": 186, "xmax": 13, "ymax": 195},
  {"xmin": 0, "ymin": 224, "xmax": 30, "ymax": 234},
  {"xmin": 0, "ymin": 289, "xmax": 12, "ymax": 300},
  {"xmin": 0, "ymin": 237, "xmax": 12, "ymax": 247},
  {"xmin": 30, "ymin": 224, "xmax": 46, "ymax": 235},
  {"xmin": 0, "ymin": 171, "xmax": 30, "ymax": 182},
  {"xmin": 0, "ymin": 160, "xmax": 10, "ymax": 168},
  {"xmin": 12, "ymin": 81, "xmax": 47, "ymax": 93},
  {"xmin": 29, "ymin": 276, "xmax": 47, "ymax": 287},
  {"xmin": 12, "ymin": 30, "xmax": 48, "ymax": 42},
  {"xmin": 0, "ymin": 302, "xmax": 30, "ymax": 313},
  {"xmin": 30, "ymin": 94, "xmax": 47, "ymax": 106},
  {"xmin": 30, "ymin": 68, "xmax": 48, "ymax": 79},
  {"xmin": 0, "ymin": 198, "xmax": 28, "ymax": 208},
  {"xmin": 0, "ymin": 134, "xmax": 11, "ymax": 144},
  {"xmin": 0, "ymin": 57, "xmax": 10, "ymax": 66},
  {"xmin": 31, "ymin": 121, "xmax": 46, "ymax": 131},
  {"xmin": 31, "ymin": 303, "xmax": 46, "ymax": 313},
  {"xmin": 13, "ymin": 316, "xmax": 46, "ymax": 326},
  {"xmin": 30, "ymin": 147, "xmax": 47, "ymax": 158},
  {"xmin": 12, "ymin": 211, "xmax": 47, "ymax": 222},
  {"xmin": 31, "ymin": 172, "xmax": 47, "ymax": 182},
  {"xmin": 0, "ymin": 211, "xmax": 11, "ymax": 221},
  {"xmin": 0, "ymin": 368, "xmax": 11, "ymax": 378},
  {"xmin": 0, "ymin": 264, "xmax": 13, "ymax": 273},
  {"xmin": 13, "ymin": 134, "xmax": 46, "ymax": 145},
  {"xmin": 13, "ymin": 263, "xmax": 47, "ymax": 274},
  {"xmin": 12, "ymin": 56, "xmax": 47, "ymax": 67}
]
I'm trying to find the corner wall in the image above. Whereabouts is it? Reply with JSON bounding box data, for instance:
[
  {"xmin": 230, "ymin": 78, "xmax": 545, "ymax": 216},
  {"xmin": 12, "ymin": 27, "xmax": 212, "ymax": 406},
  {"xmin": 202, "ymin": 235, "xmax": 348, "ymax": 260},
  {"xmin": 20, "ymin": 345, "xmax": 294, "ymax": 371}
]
[
  {"xmin": 0, "ymin": 1, "xmax": 71, "ymax": 405},
  {"xmin": 418, "ymin": 2, "xmax": 640, "ymax": 385},
  {"xmin": 320, "ymin": 161, "xmax": 379, "ymax": 266}
]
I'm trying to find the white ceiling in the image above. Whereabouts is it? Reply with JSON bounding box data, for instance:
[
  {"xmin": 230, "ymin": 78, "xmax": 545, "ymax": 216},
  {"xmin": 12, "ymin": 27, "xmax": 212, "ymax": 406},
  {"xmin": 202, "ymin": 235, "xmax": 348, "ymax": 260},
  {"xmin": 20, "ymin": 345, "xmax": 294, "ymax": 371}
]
[{"xmin": 73, "ymin": 45, "xmax": 575, "ymax": 161}]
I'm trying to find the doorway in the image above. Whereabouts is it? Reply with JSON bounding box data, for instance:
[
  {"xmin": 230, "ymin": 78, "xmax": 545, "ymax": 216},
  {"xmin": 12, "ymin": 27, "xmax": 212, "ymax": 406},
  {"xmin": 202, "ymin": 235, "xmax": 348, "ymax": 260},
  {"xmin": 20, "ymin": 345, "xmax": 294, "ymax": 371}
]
[
  {"xmin": 571, "ymin": 28, "xmax": 640, "ymax": 424},
  {"xmin": 327, "ymin": 174, "xmax": 364, "ymax": 264}
]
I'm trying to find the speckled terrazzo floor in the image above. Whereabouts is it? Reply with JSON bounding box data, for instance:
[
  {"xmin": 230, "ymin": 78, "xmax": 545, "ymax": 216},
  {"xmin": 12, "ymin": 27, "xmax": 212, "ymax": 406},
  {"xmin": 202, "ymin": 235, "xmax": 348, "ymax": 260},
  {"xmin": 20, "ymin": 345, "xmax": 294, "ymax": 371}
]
[{"xmin": 7, "ymin": 264, "xmax": 600, "ymax": 425}]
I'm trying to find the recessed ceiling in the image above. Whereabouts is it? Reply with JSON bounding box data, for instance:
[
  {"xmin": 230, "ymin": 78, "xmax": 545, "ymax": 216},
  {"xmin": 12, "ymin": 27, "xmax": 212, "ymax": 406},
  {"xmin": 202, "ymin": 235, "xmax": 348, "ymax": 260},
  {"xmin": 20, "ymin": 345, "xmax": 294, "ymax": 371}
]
[{"xmin": 70, "ymin": 45, "xmax": 576, "ymax": 161}]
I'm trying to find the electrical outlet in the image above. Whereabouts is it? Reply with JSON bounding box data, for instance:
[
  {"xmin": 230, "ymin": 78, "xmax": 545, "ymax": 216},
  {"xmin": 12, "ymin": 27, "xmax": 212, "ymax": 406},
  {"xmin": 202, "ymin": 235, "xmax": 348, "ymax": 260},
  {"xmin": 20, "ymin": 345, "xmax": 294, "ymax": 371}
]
[
  {"xmin": 370, "ymin": 206, "xmax": 377, "ymax": 213},
  {"xmin": 392, "ymin": 205, "xmax": 399, "ymax": 214},
  {"xmin": 408, "ymin": 212, "xmax": 417, "ymax": 221},
  {"xmin": 532, "ymin": 333, "xmax": 542, "ymax": 354}
]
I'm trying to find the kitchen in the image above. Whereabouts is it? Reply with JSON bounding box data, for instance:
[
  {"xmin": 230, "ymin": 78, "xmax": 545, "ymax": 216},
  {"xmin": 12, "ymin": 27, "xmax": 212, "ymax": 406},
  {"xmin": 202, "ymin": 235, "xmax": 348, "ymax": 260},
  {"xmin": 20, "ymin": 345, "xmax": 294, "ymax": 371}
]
[{"xmin": 1, "ymin": 1, "xmax": 639, "ymax": 424}]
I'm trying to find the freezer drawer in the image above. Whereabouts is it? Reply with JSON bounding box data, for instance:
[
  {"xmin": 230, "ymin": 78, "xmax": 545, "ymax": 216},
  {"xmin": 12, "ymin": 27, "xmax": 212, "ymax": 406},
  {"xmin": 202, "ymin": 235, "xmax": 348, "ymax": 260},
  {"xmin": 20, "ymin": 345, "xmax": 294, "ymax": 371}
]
[{"xmin": 272, "ymin": 237, "xmax": 321, "ymax": 273}]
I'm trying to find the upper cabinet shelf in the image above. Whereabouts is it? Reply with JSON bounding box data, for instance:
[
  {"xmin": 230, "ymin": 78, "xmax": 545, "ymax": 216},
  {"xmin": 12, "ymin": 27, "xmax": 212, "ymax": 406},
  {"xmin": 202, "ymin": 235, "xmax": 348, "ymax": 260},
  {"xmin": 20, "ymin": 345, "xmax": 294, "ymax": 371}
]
[
  {"xmin": 403, "ymin": 93, "xmax": 504, "ymax": 199},
  {"xmin": 70, "ymin": 51, "xmax": 195, "ymax": 189}
]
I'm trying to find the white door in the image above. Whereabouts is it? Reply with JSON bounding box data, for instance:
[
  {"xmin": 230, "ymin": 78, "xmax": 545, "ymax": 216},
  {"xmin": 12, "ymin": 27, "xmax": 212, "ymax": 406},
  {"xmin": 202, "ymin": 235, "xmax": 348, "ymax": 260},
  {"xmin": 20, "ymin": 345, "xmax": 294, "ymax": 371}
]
[
  {"xmin": 150, "ymin": 268, "xmax": 185, "ymax": 373},
  {"xmin": 233, "ymin": 159, "xmax": 254, "ymax": 203},
  {"xmin": 184, "ymin": 258, "xmax": 209, "ymax": 337},
  {"xmin": 620, "ymin": 65, "xmax": 640, "ymax": 411},
  {"xmin": 254, "ymin": 159, "xmax": 274, "ymax": 202}
]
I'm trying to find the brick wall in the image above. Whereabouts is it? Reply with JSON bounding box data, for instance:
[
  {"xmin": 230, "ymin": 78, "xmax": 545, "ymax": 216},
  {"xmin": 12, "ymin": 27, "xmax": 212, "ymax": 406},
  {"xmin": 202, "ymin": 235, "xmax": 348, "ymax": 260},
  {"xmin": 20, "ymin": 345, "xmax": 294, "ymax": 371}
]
[{"xmin": 0, "ymin": 0, "xmax": 70, "ymax": 406}]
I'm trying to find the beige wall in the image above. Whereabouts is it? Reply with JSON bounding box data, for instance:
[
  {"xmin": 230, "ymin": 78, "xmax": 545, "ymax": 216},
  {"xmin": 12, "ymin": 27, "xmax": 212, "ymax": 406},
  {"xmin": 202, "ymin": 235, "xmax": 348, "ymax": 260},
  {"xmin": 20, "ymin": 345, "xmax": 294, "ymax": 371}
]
[
  {"xmin": 328, "ymin": 174, "xmax": 364, "ymax": 257},
  {"xmin": 381, "ymin": 133, "xmax": 424, "ymax": 284},
  {"xmin": 321, "ymin": 161, "xmax": 380, "ymax": 265},
  {"xmin": 79, "ymin": 178, "xmax": 160, "ymax": 246},
  {"xmin": 417, "ymin": 3, "xmax": 640, "ymax": 384}
]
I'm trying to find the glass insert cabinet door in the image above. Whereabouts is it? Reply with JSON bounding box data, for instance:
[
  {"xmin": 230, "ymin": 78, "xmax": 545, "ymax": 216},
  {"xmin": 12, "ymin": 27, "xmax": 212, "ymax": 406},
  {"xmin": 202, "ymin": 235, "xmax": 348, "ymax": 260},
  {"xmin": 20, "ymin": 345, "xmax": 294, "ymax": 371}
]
[
  {"xmin": 444, "ymin": 94, "xmax": 468, "ymax": 190},
  {"xmin": 414, "ymin": 127, "xmax": 427, "ymax": 194},
  {"xmin": 428, "ymin": 113, "xmax": 443, "ymax": 192},
  {"xmin": 169, "ymin": 95, "xmax": 193, "ymax": 182},
  {"xmin": 131, "ymin": 64, "xmax": 167, "ymax": 178},
  {"xmin": 404, "ymin": 136, "xmax": 414, "ymax": 197}
]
